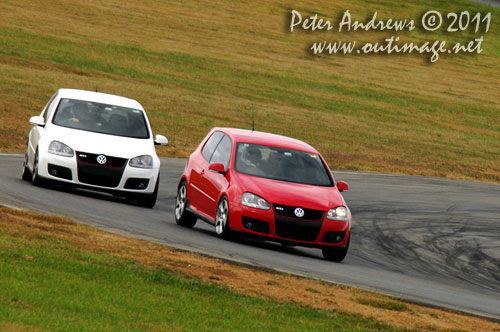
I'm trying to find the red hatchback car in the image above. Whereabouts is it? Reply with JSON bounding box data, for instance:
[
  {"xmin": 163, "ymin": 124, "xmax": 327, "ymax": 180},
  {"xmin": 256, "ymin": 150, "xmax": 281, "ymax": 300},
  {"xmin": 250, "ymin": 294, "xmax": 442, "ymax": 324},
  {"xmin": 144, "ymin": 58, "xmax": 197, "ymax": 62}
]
[{"xmin": 175, "ymin": 128, "xmax": 351, "ymax": 262}]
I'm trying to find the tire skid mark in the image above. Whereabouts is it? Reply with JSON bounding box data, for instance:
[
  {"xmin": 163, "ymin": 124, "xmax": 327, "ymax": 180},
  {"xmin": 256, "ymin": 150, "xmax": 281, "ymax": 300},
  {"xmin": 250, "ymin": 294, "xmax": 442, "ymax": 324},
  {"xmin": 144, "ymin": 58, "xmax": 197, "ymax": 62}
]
[{"xmin": 352, "ymin": 205, "xmax": 500, "ymax": 293}]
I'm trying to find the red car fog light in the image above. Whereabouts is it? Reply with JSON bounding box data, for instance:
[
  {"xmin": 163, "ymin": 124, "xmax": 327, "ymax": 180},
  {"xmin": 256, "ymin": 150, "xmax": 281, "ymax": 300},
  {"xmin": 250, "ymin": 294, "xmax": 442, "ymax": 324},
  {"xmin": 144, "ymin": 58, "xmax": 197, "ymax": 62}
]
[
  {"xmin": 242, "ymin": 217, "xmax": 270, "ymax": 234},
  {"xmin": 322, "ymin": 231, "xmax": 345, "ymax": 244}
]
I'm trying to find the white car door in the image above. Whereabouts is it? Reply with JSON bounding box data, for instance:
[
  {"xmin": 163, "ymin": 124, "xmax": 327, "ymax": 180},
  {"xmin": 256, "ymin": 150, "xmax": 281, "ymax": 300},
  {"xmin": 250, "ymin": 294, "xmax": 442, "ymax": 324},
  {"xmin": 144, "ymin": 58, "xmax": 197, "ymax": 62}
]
[{"xmin": 27, "ymin": 92, "xmax": 59, "ymax": 169}]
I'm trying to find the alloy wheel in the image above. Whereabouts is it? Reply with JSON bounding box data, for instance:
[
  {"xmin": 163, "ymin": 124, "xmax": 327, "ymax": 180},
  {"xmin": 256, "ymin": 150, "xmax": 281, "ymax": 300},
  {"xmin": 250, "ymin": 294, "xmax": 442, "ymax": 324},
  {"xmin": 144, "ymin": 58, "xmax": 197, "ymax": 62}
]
[
  {"xmin": 175, "ymin": 185, "xmax": 187, "ymax": 220},
  {"xmin": 215, "ymin": 199, "xmax": 228, "ymax": 235}
]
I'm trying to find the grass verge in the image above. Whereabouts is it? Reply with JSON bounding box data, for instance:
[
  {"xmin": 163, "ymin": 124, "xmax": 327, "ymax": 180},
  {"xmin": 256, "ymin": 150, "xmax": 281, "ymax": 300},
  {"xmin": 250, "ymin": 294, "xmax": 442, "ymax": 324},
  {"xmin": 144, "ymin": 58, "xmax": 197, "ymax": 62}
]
[{"xmin": 1, "ymin": 205, "xmax": 499, "ymax": 332}]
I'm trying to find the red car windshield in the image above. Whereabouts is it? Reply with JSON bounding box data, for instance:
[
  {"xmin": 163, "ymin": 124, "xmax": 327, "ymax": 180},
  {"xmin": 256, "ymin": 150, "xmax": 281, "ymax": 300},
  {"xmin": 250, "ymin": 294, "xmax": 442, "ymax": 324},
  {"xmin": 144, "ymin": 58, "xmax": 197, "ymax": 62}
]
[{"xmin": 234, "ymin": 143, "xmax": 333, "ymax": 186}]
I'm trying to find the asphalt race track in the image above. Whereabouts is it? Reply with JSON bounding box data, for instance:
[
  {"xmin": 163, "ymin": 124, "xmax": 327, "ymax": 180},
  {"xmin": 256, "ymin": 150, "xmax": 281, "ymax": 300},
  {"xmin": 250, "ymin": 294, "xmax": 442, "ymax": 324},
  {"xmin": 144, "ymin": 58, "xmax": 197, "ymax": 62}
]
[{"xmin": 0, "ymin": 153, "xmax": 499, "ymax": 319}]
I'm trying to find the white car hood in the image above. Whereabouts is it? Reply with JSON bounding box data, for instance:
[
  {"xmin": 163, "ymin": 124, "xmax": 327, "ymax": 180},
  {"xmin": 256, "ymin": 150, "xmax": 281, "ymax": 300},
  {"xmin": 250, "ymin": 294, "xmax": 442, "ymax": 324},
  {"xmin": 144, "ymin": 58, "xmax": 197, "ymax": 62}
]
[{"xmin": 46, "ymin": 124, "xmax": 155, "ymax": 159}]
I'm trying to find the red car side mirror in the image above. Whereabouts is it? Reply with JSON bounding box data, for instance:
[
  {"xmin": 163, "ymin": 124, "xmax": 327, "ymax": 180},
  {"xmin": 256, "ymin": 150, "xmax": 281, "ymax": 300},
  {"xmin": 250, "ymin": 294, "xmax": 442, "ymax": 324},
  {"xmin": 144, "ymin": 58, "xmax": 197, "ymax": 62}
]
[
  {"xmin": 337, "ymin": 181, "xmax": 349, "ymax": 192},
  {"xmin": 208, "ymin": 163, "xmax": 226, "ymax": 174}
]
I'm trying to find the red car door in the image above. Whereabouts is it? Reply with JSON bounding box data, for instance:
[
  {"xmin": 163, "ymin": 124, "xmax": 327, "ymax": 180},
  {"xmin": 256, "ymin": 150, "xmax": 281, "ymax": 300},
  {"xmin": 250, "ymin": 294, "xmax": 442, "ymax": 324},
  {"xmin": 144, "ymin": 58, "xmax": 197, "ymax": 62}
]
[
  {"xmin": 200, "ymin": 134, "xmax": 232, "ymax": 219},
  {"xmin": 188, "ymin": 131, "xmax": 224, "ymax": 218}
]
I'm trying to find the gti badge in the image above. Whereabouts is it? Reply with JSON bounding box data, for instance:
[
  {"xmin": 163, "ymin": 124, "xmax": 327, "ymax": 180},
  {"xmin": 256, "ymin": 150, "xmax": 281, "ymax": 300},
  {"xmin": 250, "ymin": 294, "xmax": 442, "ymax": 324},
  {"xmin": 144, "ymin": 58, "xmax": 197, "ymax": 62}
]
[
  {"xmin": 96, "ymin": 154, "xmax": 107, "ymax": 165},
  {"xmin": 294, "ymin": 207, "xmax": 305, "ymax": 218}
]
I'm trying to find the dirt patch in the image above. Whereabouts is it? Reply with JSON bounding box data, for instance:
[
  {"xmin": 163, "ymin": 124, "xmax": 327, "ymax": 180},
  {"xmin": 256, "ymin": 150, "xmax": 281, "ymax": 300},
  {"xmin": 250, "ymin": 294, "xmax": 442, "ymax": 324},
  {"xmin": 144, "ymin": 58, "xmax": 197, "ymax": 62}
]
[{"xmin": 0, "ymin": 322, "xmax": 45, "ymax": 332}]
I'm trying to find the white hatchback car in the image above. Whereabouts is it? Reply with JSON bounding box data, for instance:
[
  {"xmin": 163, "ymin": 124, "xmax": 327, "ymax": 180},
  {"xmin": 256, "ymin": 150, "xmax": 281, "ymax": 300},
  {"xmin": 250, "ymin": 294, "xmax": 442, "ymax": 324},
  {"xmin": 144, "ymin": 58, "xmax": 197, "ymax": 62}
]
[{"xmin": 22, "ymin": 89, "xmax": 168, "ymax": 208}]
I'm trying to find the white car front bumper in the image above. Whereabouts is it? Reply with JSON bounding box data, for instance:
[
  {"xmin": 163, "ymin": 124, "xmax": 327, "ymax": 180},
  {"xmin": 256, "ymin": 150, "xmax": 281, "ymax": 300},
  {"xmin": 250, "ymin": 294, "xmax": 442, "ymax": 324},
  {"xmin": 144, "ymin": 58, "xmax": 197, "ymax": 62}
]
[{"xmin": 37, "ymin": 152, "xmax": 159, "ymax": 194}]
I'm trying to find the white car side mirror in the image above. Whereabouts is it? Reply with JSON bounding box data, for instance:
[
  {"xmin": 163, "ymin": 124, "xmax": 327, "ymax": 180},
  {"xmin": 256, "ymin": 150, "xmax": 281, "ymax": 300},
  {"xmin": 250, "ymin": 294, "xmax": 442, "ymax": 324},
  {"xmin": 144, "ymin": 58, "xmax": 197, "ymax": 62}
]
[
  {"xmin": 154, "ymin": 134, "xmax": 168, "ymax": 146},
  {"xmin": 29, "ymin": 116, "xmax": 45, "ymax": 127}
]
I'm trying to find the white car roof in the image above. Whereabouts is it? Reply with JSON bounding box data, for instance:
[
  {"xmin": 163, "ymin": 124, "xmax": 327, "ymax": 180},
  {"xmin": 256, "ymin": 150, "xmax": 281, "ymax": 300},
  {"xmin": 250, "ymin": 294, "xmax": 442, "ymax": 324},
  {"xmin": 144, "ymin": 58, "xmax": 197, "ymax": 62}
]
[{"xmin": 56, "ymin": 89, "xmax": 144, "ymax": 110}]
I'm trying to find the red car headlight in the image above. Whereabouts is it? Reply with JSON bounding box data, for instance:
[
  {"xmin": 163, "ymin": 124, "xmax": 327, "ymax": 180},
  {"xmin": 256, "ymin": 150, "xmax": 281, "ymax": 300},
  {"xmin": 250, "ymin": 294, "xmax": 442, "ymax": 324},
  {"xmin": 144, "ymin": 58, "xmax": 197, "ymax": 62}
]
[
  {"xmin": 327, "ymin": 206, "xmax": 348, "ymax": 221},
  {"xmin": 241, "ymin": 192, "xmax": 270, "ymax": 210}
]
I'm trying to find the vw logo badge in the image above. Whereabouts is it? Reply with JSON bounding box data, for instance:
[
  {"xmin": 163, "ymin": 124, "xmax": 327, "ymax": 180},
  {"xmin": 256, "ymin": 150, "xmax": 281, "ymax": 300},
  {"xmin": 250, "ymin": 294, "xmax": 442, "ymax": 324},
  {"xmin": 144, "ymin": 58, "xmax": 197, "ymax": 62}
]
[
  {"xmin": 294, "ymin": 207, "xmax": 305, "ymax": 218},
  {"xmin": 96, "ymin": 155, "xmax": 107, "ymax": 165}
]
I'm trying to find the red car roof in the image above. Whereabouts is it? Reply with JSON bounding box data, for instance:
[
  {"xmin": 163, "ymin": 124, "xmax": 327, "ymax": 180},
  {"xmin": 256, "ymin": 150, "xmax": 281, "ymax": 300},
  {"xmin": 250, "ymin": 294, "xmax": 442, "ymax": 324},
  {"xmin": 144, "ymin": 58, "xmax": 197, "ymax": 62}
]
[{"xmin": 214, "ymin": 127, "xmax": 318, "ymax": 153}]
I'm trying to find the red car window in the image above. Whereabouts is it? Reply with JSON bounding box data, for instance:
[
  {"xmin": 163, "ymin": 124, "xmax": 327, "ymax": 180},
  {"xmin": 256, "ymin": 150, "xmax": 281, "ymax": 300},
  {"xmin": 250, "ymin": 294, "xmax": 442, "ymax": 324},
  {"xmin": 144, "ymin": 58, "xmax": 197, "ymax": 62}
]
[
  {"xmin": 201, "ymin": 131, "xmax": 224, "ymax": 162},
  {"xmin": 210, "ymin": 135, "xmax": 232, "ymax": 169},
  {"xmin": 235, "ymin": 143, "xmax": 333, "ymax": 186}
]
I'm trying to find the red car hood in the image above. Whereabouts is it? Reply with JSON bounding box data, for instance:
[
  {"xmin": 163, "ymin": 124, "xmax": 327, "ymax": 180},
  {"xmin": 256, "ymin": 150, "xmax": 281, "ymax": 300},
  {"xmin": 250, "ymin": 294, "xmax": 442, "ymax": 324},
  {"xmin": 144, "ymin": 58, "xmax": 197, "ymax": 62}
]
[{"xmin": 233, "ymin": 172, "xmax": 345, "ymax": 211}]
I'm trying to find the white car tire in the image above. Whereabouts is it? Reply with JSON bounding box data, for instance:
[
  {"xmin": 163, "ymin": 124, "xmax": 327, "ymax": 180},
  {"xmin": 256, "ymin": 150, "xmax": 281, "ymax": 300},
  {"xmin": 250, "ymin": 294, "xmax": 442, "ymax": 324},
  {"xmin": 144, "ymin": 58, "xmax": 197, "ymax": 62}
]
[
  {"xmin": 22, "ymin": 149, "xmax": 32, "ymax": 181},
  {"xmin": 31, "ymin": 150, "xmax": 45, "ymax": 187},
  {"xmin": 135, "ymin": 174, "xmax": 159, "ymax": 208}
]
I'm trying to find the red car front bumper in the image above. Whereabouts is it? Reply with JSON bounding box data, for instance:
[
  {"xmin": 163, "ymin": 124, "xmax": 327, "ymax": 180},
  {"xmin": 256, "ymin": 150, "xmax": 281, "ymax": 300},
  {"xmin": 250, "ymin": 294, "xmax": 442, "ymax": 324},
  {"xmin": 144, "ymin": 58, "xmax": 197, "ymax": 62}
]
[{"xmin": 228, "ymin": 200, "xmax": 350, "ymax": 248}]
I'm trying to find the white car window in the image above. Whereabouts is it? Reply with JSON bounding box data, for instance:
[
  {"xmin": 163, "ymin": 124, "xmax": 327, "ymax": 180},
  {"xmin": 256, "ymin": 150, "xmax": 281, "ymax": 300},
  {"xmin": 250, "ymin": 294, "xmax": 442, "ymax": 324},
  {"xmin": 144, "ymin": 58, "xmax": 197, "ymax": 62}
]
[
  {"xmin": 52, "ymin": 98, "xmax": 150, "ymax": 139},
  {"xmin": 41, "ymin": 93, "xmax": 58, "ymax": 123}
]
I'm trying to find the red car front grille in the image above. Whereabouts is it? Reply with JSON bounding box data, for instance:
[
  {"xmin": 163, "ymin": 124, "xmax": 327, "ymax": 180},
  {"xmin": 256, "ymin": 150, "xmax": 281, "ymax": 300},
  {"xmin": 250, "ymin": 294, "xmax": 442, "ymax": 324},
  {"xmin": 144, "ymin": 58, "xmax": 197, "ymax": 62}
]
[{"xmin": 272, "ymin": 205, "xmax": 324, "ymax": 242}]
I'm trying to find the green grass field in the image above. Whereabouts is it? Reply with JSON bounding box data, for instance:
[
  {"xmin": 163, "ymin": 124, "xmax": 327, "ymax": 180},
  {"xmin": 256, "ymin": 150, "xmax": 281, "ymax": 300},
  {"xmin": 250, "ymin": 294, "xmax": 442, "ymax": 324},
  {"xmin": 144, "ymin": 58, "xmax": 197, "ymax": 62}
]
[
  {"xmin": 3, "ymin": 206, "xmax": 498, "ymax": 332},
  {"xmin": 1, "ymin": 207, "xmax": 420, "ymax": 332},
  {"xmin": 0, "ymin": 0, "xmax": 498, "ymax": 182},
  {"xmin": 4, "ymin": 241, "xmax": 389, "ymax": 332}
]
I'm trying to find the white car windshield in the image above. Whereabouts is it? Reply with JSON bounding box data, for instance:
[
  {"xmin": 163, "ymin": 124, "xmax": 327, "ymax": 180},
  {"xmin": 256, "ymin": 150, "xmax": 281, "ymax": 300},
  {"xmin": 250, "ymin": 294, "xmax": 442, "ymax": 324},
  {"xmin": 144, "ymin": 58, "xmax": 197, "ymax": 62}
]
[
  {"xmin": 52, "ymin": 98, "xmax": 150, "ymax": 139},
  {"xmin": 234, "ymin": 143, "xmax": 333, "ymax": 186}
]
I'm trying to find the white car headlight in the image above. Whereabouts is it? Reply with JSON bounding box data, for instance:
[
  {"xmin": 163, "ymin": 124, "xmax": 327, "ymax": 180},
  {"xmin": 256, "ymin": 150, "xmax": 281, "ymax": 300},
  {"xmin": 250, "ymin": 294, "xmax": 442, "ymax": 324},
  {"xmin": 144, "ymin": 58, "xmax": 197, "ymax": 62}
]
[
  {"xmin": 129, "ymin": 155, "xmax": 153, "ymax": 169},
  {"xmin": 327, "ymin": 206, "xmax": 348, "ymax": 221},
  {"xmin": 241, "ymin": 192, "xmax": 270, "ymax": 210},
  {"xmin": 48, "ymin": 140, "xmax": 74, "ymax": 157}
]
